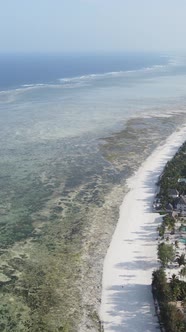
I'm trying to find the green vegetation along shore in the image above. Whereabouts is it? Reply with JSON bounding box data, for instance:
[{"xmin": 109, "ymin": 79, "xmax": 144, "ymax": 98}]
[{"xmin": 152, "ymin": 141, "xmax": 186, "ymax": 332}]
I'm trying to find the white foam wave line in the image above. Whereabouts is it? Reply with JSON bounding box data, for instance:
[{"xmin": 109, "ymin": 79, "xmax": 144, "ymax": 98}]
[
  {"xmin": 0, "ymin": 80, "xmax": 90, "ymax": 99},
  {"xmin": 100, "ymin": 125, "xmax": 186, "ymax": 331},
  {"xmin": 0, "ymin": 85, "xmax": 47, "ymax": 96},
  {"xmin": 0, "ymin": 83, "xmax": 62, "ymax": 99},
  {"xmin": 58, "ymin": 63, "xmax": 170, "ymax": 85},
  {"xmin": 0, "ymin": 55, "xmax": 178, "ymax": 96}
]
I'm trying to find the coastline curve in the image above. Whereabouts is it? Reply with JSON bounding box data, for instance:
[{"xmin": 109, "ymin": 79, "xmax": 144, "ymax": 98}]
[{"xmin": 100, "ymin": 125, "xmax": 186, "ymax": 332}]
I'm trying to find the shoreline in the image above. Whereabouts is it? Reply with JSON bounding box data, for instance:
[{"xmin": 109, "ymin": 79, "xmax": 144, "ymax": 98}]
[{"xmin": 100, "ymin": 125, "xmax": 186, "ymax": 332}]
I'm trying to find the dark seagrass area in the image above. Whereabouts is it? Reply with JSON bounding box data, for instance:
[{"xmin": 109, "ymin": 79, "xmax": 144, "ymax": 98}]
[{"xmin": 0, "ymin": 112, "xmax": 185, "ymax": 332}]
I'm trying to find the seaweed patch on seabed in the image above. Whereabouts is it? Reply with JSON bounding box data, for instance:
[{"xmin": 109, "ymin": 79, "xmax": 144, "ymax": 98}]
[{"xmin": 0, "ymin": 113, "xmax": 185, "ymax": 331}]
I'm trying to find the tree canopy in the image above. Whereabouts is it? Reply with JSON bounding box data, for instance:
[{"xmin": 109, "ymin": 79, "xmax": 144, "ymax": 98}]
[{"xmin": 158, "ymin": 243, "xmax": 175, "ymax": 267}]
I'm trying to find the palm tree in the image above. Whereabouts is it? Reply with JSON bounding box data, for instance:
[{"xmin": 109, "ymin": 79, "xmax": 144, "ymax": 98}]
[
  {"xmin": 177, "ymin": 254, "xmax": 185, "ymax": 267},
  {"xmin": 180, "ymin": 266, "xmax": 186, "ymax": 279},
  {"xmin": 170, "ymin": 274, "xmax": 181, "ymax": 300}
]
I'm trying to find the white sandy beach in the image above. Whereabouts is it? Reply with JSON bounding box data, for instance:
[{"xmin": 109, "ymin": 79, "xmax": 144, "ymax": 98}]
[{"xmin": 100, "ymin": 125, "xmax": 186, "ymax": 332}]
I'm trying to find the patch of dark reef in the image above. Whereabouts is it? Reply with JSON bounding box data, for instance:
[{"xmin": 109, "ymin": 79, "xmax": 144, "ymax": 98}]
[
  {"xmin": 0, "ymin": 113, "xmax": 185, "ymax": 331},
  {"xmin": 100, "ymin": 116, "xmax": 180, "ymax": 173}
]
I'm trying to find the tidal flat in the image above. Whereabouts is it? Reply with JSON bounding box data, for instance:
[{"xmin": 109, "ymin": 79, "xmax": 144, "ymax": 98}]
[{"xmin": 0, "ymin": 111, "xmax": 185, "ymax": 331}]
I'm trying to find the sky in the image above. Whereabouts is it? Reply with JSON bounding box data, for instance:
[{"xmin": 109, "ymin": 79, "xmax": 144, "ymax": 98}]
[{"xmin": 1, "ymin": 0, "xmax": 186, "ymax": 53}]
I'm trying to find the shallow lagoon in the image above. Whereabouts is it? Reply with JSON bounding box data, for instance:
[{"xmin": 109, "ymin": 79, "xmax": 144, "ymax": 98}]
[{"xmin": 0, "ymin": 57, "xmax": 186, "ymax": 330}]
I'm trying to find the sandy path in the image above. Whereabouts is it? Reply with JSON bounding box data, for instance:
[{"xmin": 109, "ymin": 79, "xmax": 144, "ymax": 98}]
[{"xmin": 100, "ymin": 126, "xmax": 186, "ymax": 332}]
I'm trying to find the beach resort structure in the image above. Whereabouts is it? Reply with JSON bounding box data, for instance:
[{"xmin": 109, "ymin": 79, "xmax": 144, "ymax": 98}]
[{"xmin": 176, "ymin": 195, "xmax": 186, "ymax": 215}]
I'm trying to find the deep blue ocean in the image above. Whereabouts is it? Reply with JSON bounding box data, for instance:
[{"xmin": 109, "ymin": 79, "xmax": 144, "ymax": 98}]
[
  {"xmin": 1, "ymin": 52, "xmax": 186, "ymax": 139},
  {"xmin": 0, "ymin": 52, "xmax": 169, "ymax": 90}
]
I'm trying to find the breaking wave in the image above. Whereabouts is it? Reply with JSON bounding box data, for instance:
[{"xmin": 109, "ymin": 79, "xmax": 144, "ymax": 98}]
[{"xmin": 0, "ymin": 55, "xmax": 182, "ymax": 103}]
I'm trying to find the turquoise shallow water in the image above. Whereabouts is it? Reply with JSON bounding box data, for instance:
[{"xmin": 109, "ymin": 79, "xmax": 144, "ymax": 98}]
[{"xmin": 179, "ymin": 238, "xmax": 186, "ymax": 244}]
